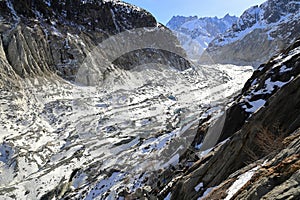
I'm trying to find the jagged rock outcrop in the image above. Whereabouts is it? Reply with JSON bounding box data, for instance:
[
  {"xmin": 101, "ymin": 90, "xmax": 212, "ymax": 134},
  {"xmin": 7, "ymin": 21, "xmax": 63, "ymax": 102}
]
[
  {"xmin": 167, "ymin": 14, "xmax": 237, "ymax": 60},
  {"xmin": 0, "ymin": 0, "xmax": 190, "ymax": 87},
  {"xmin": 145, "ymin": 38, "xmax": 300, "ymax": 200},
  {"xmin": 200, "ymin": 0, "xmax": 300, "ymax": 67}
]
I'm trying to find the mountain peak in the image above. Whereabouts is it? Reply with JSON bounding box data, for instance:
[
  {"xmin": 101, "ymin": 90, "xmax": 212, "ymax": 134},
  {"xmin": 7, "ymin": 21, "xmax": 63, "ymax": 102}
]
[
  {"xmin": 200, "ymin": 0, "xmax": 300, "ymax": 67},
  {"xmin": 166, "ymin": 14, "xmax": 237, "ymax": 60}
]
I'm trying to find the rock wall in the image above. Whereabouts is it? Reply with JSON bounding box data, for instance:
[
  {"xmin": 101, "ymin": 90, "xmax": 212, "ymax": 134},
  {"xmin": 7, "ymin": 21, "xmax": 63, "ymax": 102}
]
[{"xmin": 0, "ymin": 0, "xmax": 190, "ymax": 87}]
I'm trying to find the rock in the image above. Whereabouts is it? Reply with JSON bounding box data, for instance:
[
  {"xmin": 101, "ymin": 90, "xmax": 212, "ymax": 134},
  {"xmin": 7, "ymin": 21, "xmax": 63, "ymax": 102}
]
[
  {"xmin": 0, "ymin": 0, "xmax": 191, "ymax": 86},
  {"xmin": 153, "ymin": 37, "xmax": 300, "ymax": 200}
]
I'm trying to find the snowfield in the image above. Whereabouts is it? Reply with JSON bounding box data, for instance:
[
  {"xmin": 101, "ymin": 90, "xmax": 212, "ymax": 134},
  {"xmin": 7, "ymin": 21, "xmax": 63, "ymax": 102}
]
[{"xmin": 0, "ymin": 64, "xmax": 253, "ymax": 199}]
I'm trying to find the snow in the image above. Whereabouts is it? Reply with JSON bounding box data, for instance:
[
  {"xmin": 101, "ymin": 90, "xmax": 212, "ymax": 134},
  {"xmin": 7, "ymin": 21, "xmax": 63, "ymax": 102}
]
[
  {"xmin": 212, "ymin": 0, "xmax": 300, "ymax": 47},
  {"xmin": 272, "ymin": 50, "xmax": 300, "ymax": 69},
  {"xmin": 264, "ymin": 78, "xmax": 292, "ymax": 92},
  {"xmin": 110, "ymin": 0, "xmax": 143, "ymax": 13},
  {"xmin": 215, "ymin": 22, "xmax": 265, "ymax": 46},
  {"xmin": 243, "ymin": 58, "xmax": 295, "ymax": 114},
  {"xmin": 200, "ymin": 147, "xmax": 213, "ymax": 157},
  {"xmin": 85, "ymin": 172, "xmax": 125, "ymax": 199},
  {"xmin": 195, "ymin": 143, "xmax": 203, "ymax": 150},
  {"xmin": 225, "ymin": 166, "xmax": 259, "ymax": 200},
  {"xmin": 0, "ymin": 166, "xmax": 14, "ymax": 186},
  {"xmin": 244, "ymin": 99, "xmax": 266, "ymax": 113},
  {"xmin": 5, "ymin": 0, "xmax": 20, "ymax": 31},
  {"xmin": 0, "ymin": 64, "xmax": 253, "ymax": 198},
  {"xmin": 43, "ymin": 0, "xmax": 51, "ymax": 7},
  {"xmin": 194, "ymin": 182, "xmax": 204, "ymax": 192},
  {"xmin": 197, "ymin": 187, "xmax": 215, "ymax": 200},
  {"xmin": 162, "ymin": 154, "xmax": 180, "ymax": 169},
  {"xmin": 6, "ymin": 0, "xmax": 19, "ymax": 21},
  {"xmin": 167, "ymin": 15, "xmax": 237, "ymax": 60},
  {"xmin": 51, "ymin": 26, "xmax": 63, "ymax": 37},
  {"xmin": 164, "ymin": 192, "xmax": 172, "ymax": 200},
  {"xmin": 251, "ymin": 76, "xmax": 294, "ymax": 97},
  {"xmin": 279, "ymin": 65, "xmax": 292, "ymax": 73},
  {"xmin": 110, "ymin": 8, "xmax": 120, "ymax": 32}
]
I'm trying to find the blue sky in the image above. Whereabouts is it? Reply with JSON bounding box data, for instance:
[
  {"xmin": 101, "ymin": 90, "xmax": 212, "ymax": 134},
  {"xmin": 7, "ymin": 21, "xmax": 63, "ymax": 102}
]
[{"xmin": 123, "ymin": 0, "xmax": 266, "ymax": 24}]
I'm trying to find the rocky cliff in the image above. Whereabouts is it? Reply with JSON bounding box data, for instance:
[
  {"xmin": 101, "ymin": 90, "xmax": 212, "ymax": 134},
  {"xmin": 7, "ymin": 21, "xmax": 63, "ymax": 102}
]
[
  {"xmin": 142, "ymin": 38, "xmax": 300, "ymax": 200},
  {"xmin": 0, "ymin": 0, "xmax": 190, "ymax": 88},
  {"xmin": 200, "ymin": 0, "xmax": 300, "ymax": 67}
]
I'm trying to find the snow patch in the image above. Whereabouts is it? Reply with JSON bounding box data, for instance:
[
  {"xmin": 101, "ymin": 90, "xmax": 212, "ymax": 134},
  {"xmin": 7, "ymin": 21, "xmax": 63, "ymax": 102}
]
[
  {"xmin": 164, "ymin": 192, "xmax": 172, "ymax": 200},
  {"xmin": 194, "ymin": 182, "xmax": 204, "ymax": 192},
  {"xmin": 225, "ymin": 166, "xmax": 259, "ymax": 200},
  {"xmin": 197, "ymin": 187, "xmax": 215, "ymax": 200},
  {"xmin": 243, "ymin": 99, "xmax": 266, "ymax": 113},
  {"xmin": 279, "ymin": 65, "xmax": 293, "ymax": 73}
]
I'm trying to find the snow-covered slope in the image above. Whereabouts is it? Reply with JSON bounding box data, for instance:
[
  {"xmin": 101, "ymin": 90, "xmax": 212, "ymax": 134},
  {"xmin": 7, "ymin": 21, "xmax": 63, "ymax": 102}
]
[
  {"xmin": 0, "ymin": 64, "xmax": 253, "ymax": 199},
  {"xmin": 201, "ymin": 0, "xmax": 300, "ymax": 67},
  {"xmin": 167, "ymin": 15, "xmax": 237, "ymax": 60}
]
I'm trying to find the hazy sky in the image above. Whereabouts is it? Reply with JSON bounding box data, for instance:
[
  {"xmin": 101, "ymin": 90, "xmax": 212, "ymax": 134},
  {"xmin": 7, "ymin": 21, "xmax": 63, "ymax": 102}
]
[{"xmin": 123, "ymin": 0, "xmax": 267, "ymax": 24}]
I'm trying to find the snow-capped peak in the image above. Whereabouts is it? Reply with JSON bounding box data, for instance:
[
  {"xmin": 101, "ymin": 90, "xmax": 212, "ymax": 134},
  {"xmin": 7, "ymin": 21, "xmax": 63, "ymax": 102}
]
[{"xmin": 166, "ymin": 14, "xmax": 238, "ymax": 60}]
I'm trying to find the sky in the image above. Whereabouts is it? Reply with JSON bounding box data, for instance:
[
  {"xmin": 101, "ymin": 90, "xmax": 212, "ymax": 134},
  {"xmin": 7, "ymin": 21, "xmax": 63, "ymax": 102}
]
[{"xmin": 123, "ymin": 0, "xmax": 267, "ymax": 24}]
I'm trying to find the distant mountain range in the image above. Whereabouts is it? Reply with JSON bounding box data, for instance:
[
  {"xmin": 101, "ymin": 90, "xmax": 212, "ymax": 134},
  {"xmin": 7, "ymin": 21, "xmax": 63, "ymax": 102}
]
[
  {"xmin": 168, "ymin": 0, "xmax": 300, "ymax": 67},
  {"xmin": 201, "ymin": 0, "xmax": 300, "ymax": 67},
  {"xmin": 167, "ymin": 14, "xmax": 237, "ymax": 60}
]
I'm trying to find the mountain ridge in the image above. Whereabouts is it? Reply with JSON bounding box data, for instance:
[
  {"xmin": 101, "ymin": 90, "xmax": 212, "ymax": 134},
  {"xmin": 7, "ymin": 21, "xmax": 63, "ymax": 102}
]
[
  {"xmin": 200, "ymin": 0, "xmax": 300, "ymax": 67},
  {"xmin": 166, "ymin": 14, "xmax": 238, "ymax": 60}
]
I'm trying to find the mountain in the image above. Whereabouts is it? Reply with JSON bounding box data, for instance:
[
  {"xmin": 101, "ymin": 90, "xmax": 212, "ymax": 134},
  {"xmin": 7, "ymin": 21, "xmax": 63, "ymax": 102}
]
[
  {"xmin": 0, "ymin": 0, "xmax": 191, "ymax": 89},
  {"xmin": 200, "ymin": 0, "xmax": 300, "ymax": 67},
  {"xmin": 166, "ymin": 14, "xmax": 238, "ymax": 60},
  {"xmin": 1, "ymin": 0, "xmax": 299, "ymax": 199},
  {"xmin": 0, "ymin": 0, "xmax": 254, "ymax": 199},
  {"xmin": 133, "ymin": 38, "xmax": 300, "ymax": 200}
]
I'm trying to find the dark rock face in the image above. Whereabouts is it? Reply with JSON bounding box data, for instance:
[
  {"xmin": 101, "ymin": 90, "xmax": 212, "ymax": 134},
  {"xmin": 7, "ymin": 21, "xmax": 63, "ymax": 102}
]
[
  {"xmin": 9, "ymin": 0, "xmax": 157, "ymax": 33},
  {"xmin": 0, "ymin": 0, "xmax": 190, "ymax": 87},
  {"xmin": 143, "ymin": 38, "xmax": 300, "ymax": 200},
  {"xmin": 200, "ymin": 0, "xmax": 300, "ymax": 67}
]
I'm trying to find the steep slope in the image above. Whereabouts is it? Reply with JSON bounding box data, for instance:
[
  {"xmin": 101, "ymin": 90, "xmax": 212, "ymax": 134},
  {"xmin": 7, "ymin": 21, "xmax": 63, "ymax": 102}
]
[
  {"xmin": 149, "ymin": 38, "xmax": 300, "ymax": 200},
  {"xmin": 200, "ymin": 0, "xmax": 300, "ymax": 67},
  {"xmin": 0, "ymin": 0, "xmax": 190, "ymax": 88},
  {"xmin": 167, "ymin": 14, "xmax": 237, "ymax": 60}
]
